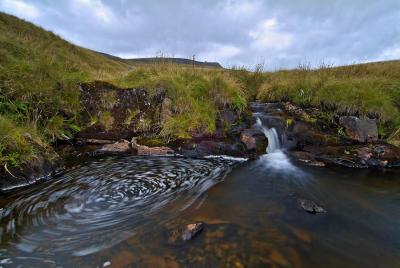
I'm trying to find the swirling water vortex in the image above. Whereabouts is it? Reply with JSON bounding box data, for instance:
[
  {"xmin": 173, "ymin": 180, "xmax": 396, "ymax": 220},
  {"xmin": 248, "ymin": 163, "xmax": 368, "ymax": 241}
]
[{"xmin": 0, "ymin": 155, "xmax": 243, "ymax": 264}]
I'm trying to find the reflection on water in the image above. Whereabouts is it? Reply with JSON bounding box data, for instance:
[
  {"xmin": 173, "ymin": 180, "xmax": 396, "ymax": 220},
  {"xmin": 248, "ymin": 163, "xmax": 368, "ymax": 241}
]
[{"xmin": 0, "ymin": 153, "xmax": 400, "ymax": 267}]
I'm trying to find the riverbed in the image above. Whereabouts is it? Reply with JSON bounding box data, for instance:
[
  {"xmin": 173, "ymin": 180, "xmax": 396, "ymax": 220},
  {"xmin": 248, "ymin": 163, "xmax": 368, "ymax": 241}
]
[{"xmin": 0, "ymin": 151, "xmax": 399, "ymax": 267}]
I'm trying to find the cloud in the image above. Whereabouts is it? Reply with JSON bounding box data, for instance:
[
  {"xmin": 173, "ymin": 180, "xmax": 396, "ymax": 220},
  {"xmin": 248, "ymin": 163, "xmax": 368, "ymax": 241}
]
[
  {"xmin": 249, "ymin": 18, "xmax": 293, "ymax": 50},
  {"xmin": 198, "ymin": 44, "xmax": 242, "ymax": 62},
  {"xmin": 71, "ymin": 0, "xmax": 114, "ymax": 23},
  {"xmin": 223, "ymin": 0, "xmax": 260, "ymax": 17},
  {"xmin": 0, "ymin": 0, "xmax": 40, "ymax": 19},
  {"xmin": 377, "ymin": 47, "xmax": 400, "ymax": 61},
  {"xmin": 0, "ymin": 0, "xmax": 399, "ymax": 69}
]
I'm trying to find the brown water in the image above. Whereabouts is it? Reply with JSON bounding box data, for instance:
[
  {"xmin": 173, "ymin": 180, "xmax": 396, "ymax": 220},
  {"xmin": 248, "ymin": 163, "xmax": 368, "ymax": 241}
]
[{"xmin": 0, "ymin": 152, "xmax": 400, "ymax": 267}]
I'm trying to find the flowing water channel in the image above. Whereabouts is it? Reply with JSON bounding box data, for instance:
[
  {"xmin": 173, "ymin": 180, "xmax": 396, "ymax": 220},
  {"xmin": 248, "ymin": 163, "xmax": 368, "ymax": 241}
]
[{"xmin": 1, "ymin": 109, "xmax": 400, "ymax": 267}]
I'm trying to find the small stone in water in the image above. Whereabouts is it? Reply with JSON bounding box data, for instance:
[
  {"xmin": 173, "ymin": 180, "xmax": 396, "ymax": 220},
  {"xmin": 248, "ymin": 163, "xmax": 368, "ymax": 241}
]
[
  {"xmin": 103, "ymin": 261, "xmax": 111, "ymax": 267},
  {"xmin": 298, "ymin": 199, "xmax": 326, "ymax": 214},
  {"xmin": 168, "ymin": 222, "xmax": 205, "ymax": 245}
]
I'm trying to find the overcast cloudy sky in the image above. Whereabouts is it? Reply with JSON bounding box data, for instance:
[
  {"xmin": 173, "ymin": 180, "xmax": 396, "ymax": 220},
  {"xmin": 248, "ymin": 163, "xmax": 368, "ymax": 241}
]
[{"xmin": 1, "ymin": 0, "xmax": 399, "ymax": 69}]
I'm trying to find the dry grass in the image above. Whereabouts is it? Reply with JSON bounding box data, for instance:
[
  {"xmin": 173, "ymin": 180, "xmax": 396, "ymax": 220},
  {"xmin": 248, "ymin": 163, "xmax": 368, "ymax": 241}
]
[{"xmin": 257, "ymin": 61, "xmax": 400, "ymax": 144}]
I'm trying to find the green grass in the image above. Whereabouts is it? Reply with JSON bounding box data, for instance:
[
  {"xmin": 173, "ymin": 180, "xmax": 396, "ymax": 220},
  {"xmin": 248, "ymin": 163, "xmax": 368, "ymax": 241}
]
[
  {"xmin": 1, "ymin": 10, "xmax": 400, "ymax": 170},
  {"xmin": 257, "ymin": 61, "xmax": 400, "ymax": 145},
  {"xmin": 0, "ymin": 12, "xmax": 247, "ymax": 167},
  {"xmin": 113, "ymin": 64, "xmax": 246, "ymax": 140},
  {"xmin": 0, "ymin": 11, "xmax": 129, "ymax": 167}
]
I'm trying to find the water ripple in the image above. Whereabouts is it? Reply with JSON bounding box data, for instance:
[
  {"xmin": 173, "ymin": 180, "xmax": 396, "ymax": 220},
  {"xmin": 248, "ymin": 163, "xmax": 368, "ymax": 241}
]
[{"xmin": 0, "ymin": 155, "xmax": 242, "ymax": 262}]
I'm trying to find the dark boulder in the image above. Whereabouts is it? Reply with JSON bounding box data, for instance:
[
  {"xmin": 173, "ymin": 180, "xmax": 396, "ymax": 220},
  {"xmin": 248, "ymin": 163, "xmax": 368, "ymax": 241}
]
[
  {"xmin": 339, "ymin": 116, "xmax": 378, "ymax": 143},
  {"xmin": 217, "ymin": 110, "xmax": 238, "ymax": 127},
  {"xmin": 240, "ymin": 129, "xmax": 268, "ymax": 153},
  {"xmin": 354, "ymin": 144, "xmax": 400, "ymax": 168},
  {"xmin": 298, "ymin": 198, "xmax": 326, "ymax": 214},
  {"xmin": 179, "ymin": 140, "xmax": 246, "ymax": 157},
  {"xmin": 288, "ymin": 121, "xmax": 340, "ymax": 148}
]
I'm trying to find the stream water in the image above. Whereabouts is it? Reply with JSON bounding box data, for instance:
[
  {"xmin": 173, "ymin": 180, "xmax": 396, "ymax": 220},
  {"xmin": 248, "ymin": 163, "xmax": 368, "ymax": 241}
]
[{"xmin": 0, "ymin": 109, "xmax": 400, "ymax": 267}]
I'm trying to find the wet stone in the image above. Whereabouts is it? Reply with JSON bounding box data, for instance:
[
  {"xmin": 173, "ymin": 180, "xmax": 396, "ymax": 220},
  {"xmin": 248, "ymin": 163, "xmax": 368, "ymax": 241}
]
[
  {"xmin": 298, "ymin": 199, "xmax": 326, "ymax": 214},
  {"xmin": 168, "ymin": 222, "xmax": 205, "ymax": 245}
]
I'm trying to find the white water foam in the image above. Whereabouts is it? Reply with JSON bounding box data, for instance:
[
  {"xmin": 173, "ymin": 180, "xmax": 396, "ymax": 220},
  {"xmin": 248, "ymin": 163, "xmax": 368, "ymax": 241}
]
[
  {"xmin": 256, "ymin": 117, "xmax": 280, "ymax": 154},
  {"xmin": 256, "ymin": 117, "xmax": 302, "ymax": 175}
]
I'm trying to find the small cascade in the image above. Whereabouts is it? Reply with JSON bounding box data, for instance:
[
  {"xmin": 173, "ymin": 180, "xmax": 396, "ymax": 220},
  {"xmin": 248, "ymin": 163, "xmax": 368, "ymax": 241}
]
[
  {"xmin": 253, "ymin": 102, "xmax": 302, "ymax": 174},
  {"xmin": 256, "ymin": 118, "xmax": 280, "ymax": 153}
]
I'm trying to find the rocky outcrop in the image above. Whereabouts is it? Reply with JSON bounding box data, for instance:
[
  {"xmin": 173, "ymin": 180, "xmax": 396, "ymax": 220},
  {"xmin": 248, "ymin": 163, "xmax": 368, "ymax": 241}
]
[
  {"xmin": 98, "ymin": 139, "xmax": 132, "ymax": 153},
  {"xmin": 97, "ymin": 138, "xmax": 174, "ymax": 156},
  {"xmin": 177, "ymin": 140, "xmax": 247, "ymax": 157},
  {"xmin": 291, "ymin": 143, "xmax": 400, "ymax": 169},
  {"xmin": 76, "ymin": 82, "xmax": 265, "ymax": 159},
  {"xmin": 240, "ymin": 129, "xmax": 268, "ymax": 153},
  {"xmin": 339, "ymin": 116, "xmax": 378, "ymax": 143},
  {"xmin": 281, "ymin": 102, "xmax": 400, "ymax": 169},
  {"xmin": 78, "ymin": 81, "xmax": 165, "ymax": 141},
  {"xmin": 131, "ymin": 138, "xmax": 174, "ymax": 155}
]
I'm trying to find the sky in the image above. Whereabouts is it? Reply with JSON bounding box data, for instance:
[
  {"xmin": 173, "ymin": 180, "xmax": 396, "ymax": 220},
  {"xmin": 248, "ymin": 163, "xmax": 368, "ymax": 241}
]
[{"xmin": 0, "ymin": 0, "xmax": 399, "ymax": 69}]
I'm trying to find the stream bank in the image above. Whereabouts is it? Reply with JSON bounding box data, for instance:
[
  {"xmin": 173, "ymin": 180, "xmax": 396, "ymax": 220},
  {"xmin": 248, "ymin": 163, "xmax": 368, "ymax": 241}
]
[{"xmin": 1, "ymin": 82, "xmax": 399, "ymax": 191}]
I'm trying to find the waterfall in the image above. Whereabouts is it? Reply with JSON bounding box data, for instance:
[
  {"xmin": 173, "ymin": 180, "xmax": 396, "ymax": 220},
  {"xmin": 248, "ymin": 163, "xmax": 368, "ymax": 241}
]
[
  {"xmin": 256, "ymin": 116, "xmax": 301, "ymax": 174},
  {"xmin": 256, "ymin": 117, "xmax": 281, "ymax": 153}
]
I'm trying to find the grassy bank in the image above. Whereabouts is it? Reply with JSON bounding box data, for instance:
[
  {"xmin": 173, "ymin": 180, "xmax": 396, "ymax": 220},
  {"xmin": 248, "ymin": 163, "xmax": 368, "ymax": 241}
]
[
  {"xmin": 1, "ymin": 11, "xmax": 399, "ymax": 170},
  {"xmin": 113, "ymin": 63, "xmax": 246, "ymax": 139},
  {"xmin": 256, "ymin": 62, "xmax": 400, "ymax": 145},
  {"xmin": 0, "ymin": 12, "xmax": 246, "ymax": 168},
  {"xmin": 0, "ymin": 12, "xmax": 129, "ymax": 167}
]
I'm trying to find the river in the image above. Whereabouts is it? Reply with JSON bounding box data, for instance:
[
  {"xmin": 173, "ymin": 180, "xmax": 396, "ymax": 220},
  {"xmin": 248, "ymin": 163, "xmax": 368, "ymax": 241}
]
[{"xmin": 0, "ymin": 109, "xmax": 399, "ymax": 267}]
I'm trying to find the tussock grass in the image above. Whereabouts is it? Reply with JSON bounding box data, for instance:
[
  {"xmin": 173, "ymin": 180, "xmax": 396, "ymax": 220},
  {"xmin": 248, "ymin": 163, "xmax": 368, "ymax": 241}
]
[
  {"xmin": 114, "ymin": 63, "xmax": 246, "ymax": 139},
  {"xmin": 257, "ymin": 62, "xmax": 400, "ymax": 144},
  {"xmin": 0, "ymin": 12, "xmax": 129, "ymax": 166},
  {"xmin": 0, "ymin": 12, "xmax": 247, "ymax": 166},
  {"xmin": 1, "ymin": 10, "xmax": 399, "ymax": 168}
]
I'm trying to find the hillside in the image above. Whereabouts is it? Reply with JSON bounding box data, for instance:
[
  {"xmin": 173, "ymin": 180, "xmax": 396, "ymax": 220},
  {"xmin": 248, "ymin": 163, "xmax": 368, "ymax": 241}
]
[
  {"xmin": 97, "ymin": 52, "xmax": 223, "ymax": 68},
  {"xmin": 124, "ymin": 57, "xmax": 222, "ymax": 68},
  {"xmin": 0, "ymin": 12, "xmax": 244, "ymax": 169},
  {"xmin": 0, "ymin": 11, "xmax": 130, "ymax": 167},
  {"xmin": 0, "ymin": 10, "xmax": 399, "ymax": 172}
]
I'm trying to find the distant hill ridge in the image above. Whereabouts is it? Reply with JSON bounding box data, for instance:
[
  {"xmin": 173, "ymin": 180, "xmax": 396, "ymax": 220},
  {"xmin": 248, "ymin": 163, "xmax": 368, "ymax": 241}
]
[{"xmin": 97, "ymin": 52, "xmax": 223, "ymax": 68}]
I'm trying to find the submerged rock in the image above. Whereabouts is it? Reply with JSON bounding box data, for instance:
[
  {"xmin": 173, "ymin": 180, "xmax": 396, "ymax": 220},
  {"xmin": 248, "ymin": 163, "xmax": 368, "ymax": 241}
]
[
  {"xmin": 99, "ymin": 139, "xmax": 132, "ymax": 153},
  {"xmin": 290, "ymin": 151, "xmax": 326, "ymax": 167},
  {"xmin": 298, "ymin": 198, "xmax": 326, "ymax": 214},
  {"xmin": 168, "ymin": 222, "xmax": 205, "ymax": 245},
  {"xmin": 131, "ymin": 138, "xmax": 174, "ymax": 156},
  {"xmin": 339, "ymin": 116, "xmax": 378, "ymax": 143},
  {"xmin": 96, "ymin": 138, "xmax": 174, "ymax": 155}
]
